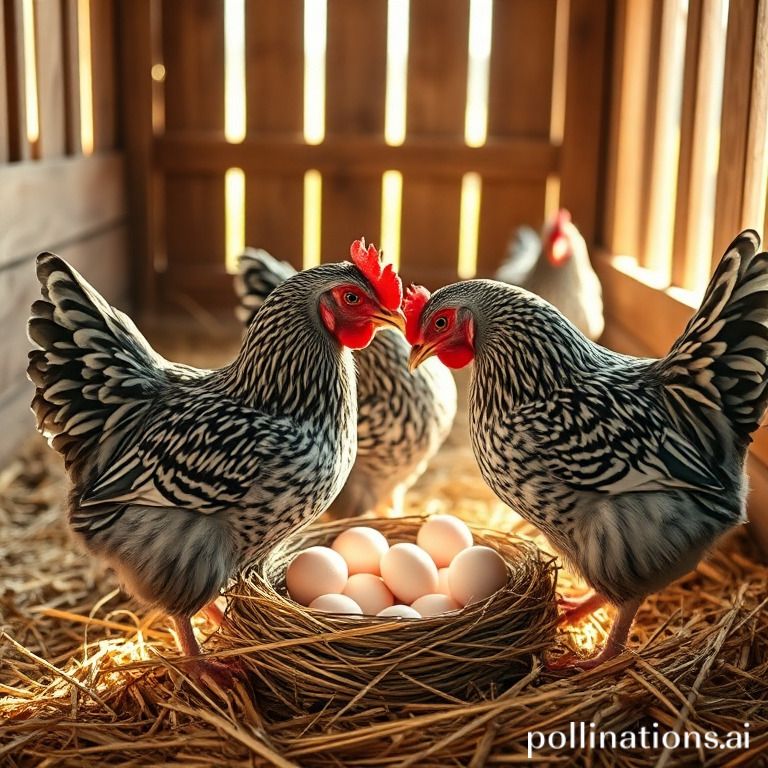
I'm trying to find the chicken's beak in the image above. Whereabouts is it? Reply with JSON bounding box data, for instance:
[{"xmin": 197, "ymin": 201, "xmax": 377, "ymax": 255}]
[
  {"xmin": 408, "ymin": 343, "xmax": 436, "ymax": 372},
  {"xmin": 372, "ymin": 308, "xmax": 407, "ymax": 335}
]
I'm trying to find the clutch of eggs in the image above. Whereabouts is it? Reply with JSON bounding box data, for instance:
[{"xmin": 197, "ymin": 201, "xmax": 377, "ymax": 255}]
[{"xmin": 284, "ymin": 515, "xmax": 508, "ymax": 619}]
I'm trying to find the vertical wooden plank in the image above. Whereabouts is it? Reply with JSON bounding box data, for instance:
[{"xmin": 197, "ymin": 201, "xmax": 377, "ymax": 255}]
[
  {"xmin": 406, "ymin": 0, "xmax": 469, "ymax": 137},
  {"xmin": 477, "ymin": 0, "xmax": 556, "ymax": 276},
  {"xmin": 635, "ymin": 0, "xmax": 664, "ymax": 268},
  {"xmin": 325, "ymin": 0, "xmax": 386, "ymax": 137},
  {"xmin": 322, "ymin": 0, "xmax": 386, "ymax": 262},
  {"xmin": 402, "ymin": 0, "xmax": 468, "ymax": 282},
  {"xmin": 559, "ymin": 0, "xmax": 609, "ymax": 244},
  {"xmin": 322, "ymin": 174, "xmax": 382, "ymax": 263},
  {"xmin": 5, "ymin": 0, "xmax": 31, "ymax": 160},
  {"xmin": 674, "ymin": 0, "xmax": 728, "ymax": 290},
  {"xmin": 162, "ymin": 0, "xmax": 225, "ymax": 301},
  {"xmin": 162, "ymin": 169, "xmax": 226, "ymax": 289},
  {"xmin": 487, "ymin": 0, "xmax": 557, "ymax": 139},
  {"xmin": 602, "ymin": 0, "xmax": 657, "ymax": 255},
  {"xmin": 245, "ymin": 0, "xmax": 303, "ymax": 136},
  {"xmin": 117, "ymin": 0, "xmax": 156, "ymax": 314},
  {"xmin": 741, "ymin": 0, "xmax": 768, "ymax": 232},
  {"xmin": 33, "ymin": 0, "xmax": 66, "ymax": 157},
  {"xmin": 711, "ymin": 0, "xmax": 757, "ymax": 264},
  {"xmin": 162, "ymin": 0, "xmax": 224, "ymax": 134},
  {"xmin": 0, "ymin": 3, "xmax": 9, "ymax": 162},
  {"xmin": 400, "ymin": 178, "xmax": 462, "ymax": 288},
  {"xmin": 642, "ymin": 0, "xmax": 691, "ymax": 277},
  {"xmin": 244, "ymin": 0, "xmax": 304, "ymax": 268},
  {"xmin": 246, "ymin": 175, "xmax": 304, "ymax": 266},
  {"xmin": 476, "ymin": 180, "xmax": 548, "ymax": 278},
  {"xmin": 601, "ymin": 0, "xmax": 627, "ymax": 252},
  {"xmin": 670, "ymin": 0, "xmax": 702, "ymax": 287},
  {"xmin": 89, "ymin": 0, "xmax": 116, "ymax": 150},
  {"xmin": 61, "ymin": 0, "xmax": 82, "ymax": 155}
]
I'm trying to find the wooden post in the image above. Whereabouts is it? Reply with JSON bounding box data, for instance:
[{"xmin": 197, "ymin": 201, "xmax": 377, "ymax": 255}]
[{"xmin": 117, "ymin": 0, "xmax": 156, "ymax": 316}]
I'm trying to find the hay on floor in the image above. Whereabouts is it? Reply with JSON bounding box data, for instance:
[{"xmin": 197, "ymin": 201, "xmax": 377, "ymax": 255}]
[{"xmin": 2, "ymin": 420, "xmax": 768, "ymax": 766}]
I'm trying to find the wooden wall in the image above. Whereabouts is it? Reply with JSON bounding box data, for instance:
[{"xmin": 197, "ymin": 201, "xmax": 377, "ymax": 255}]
[
  {"xmin": 0, "ymin": 0, "xmax": 127, "ymax": 466},
  {"xmin": 121, "ymin": 0, "xmax": 610, "ymax": 316}
]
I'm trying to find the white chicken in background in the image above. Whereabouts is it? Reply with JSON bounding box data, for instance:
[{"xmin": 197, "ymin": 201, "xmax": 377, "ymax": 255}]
[{"xmin": 495, "ymin": 209, "xmax": 605, "ymax": 341}]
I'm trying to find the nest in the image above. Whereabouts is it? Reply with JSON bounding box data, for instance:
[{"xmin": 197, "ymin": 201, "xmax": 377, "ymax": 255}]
[{"xmin": 218, "ymin": 516, "xmax": 558, "ymax": 717}]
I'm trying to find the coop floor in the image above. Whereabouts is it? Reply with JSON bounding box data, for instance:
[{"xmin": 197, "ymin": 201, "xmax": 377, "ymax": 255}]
[{"xmin": 1, "ymin": 341, "xmax": 768, "ymax": 766}]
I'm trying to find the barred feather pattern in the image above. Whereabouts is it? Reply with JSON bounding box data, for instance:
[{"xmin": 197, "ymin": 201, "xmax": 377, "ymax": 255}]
[
  {"xmin": 28, "ymin": 254, "xmax": 358, "ymax": 615},
  {"xmin": 420, "ymin": 232, "xmax": 765, "ymax": 605},
  {"xmin": 236, "ymin": 250, "xmax": 457, "ymax": 515}
]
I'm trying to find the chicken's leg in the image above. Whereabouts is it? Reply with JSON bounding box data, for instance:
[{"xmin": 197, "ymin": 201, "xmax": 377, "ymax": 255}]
[
  {"xmin": 201, "ymin": 601, "xmax": 227, "ymax": 627},
  {"xmin": 172, "ymin": 615, "xmax": 237, "ymax": 688},
  {"xmin": 548, "ymin": 598, "xmax": 641, "ymax": 671},
  {"xmin": 558, "ymin": 591, "xmax": 606, "ymax": 625}
]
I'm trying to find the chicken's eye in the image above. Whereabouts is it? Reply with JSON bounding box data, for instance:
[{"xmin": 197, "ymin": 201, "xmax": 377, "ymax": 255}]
[
  {"xmin": 344, "ymin": 292, "xmax": 361, "ymax": 305},
  {"xmin": 434, "ymin": 316, "xmax": 449, "ymax": 331}
]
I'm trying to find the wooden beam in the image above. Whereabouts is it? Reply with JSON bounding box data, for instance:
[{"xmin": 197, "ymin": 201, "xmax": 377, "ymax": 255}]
[
  {"xmin": 116, "ymin": 0, "xmax": 157, "ymax": 314},
  {"xmin": 0, "ymin": 152, "xmax": 125, "ymax": 268},
  {"xmin": 5, "ymin": 0, "xmax": 31, "ymax": 160},
  {"xmin": 670, "ymin": 0, "xmax": 702, "ymax": 287},
  {"xmin": 711, "ymin": 0, "xmax": 757, "ymax": 266},
  {"xmin": 741, "ymin": 0, "xmax": 768, "ymax": 232},
  {"xmin": 61, "ymin": 0, "xmax": 82, "ymax": 156},
  {"xmin": 559, "ymin": 0, "xmax": 610, "ymax": 243},
  {"xmin": 154, "ymin": 136, "xmax": 560, "ymax": 180},
  {"xmin": 33, "ymin": 0, "xmax": 66, "ymax": 157}
]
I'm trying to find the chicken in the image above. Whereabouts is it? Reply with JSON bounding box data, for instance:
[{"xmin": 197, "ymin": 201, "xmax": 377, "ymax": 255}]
[
  {"xmin": 494, "ymin": 225, "xmax": 540, "ymax": 287},
  {"xmin": 27, "ymin": 239, "xmax": 405, "ymax": 683},
  {"xmin": 495, "ymin": 209, "xmax": 604, "ymax": 341},
  {"xmin": 405, "ymin": 230, "xmax": 768, "ymax": 669},
  {"xmin": 234, "ymin": 248, "xmax": 456, "ymax": 518}
]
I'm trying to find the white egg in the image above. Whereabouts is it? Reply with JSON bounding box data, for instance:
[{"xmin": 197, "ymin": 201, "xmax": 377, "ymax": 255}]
[
  {"xmin": 380, "ymin": 543, "xmax": 439, "ymax": 604},
  {"xmin": 309, "ymin": 593, "xmax": 363, "ymax": 615},
  {"xmin": 416, "ymin": 514, "xmax": 474, "ymax": 567},
  {"xmin": 343, "ymin": 573, "xmax": 395, "ymax": 615},
  {"xmin": 437, "ymin": 567, "xmax": 452, "ymax": 596},
  {"xmin": 377, "ymin": 604, "xmax": 422, "ymax": 619},
  {"xmin": 285, "ymin": 546, "xmax": 348, "ymax": 606},
  {"xmin": 332, "ymin": 526, "xmax": 390, "ymax": 575},
  {"xmin": 410, "ymin": 593, "xmax": 461, "ymax": 617},
  {"xmin": 448, "ymin": 545, "xmax": 508, "ymax": 606}
]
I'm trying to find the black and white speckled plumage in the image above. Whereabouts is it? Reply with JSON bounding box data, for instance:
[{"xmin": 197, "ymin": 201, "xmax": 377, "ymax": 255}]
[
  {"xmin": 420, "ymin": 231, "xmax": 767, "ymax": 609},
  {"xmin": 236, "ymin": 249, "xmax": 457, "ymax": 516},
  {"xmin": 27, "ymin": 253, "xmax": 363, "ymax": 618}
]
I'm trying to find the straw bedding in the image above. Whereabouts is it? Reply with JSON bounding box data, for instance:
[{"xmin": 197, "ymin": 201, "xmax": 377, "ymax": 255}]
[{"xmin": 2, "ymin": 366, "xmax": 768, "ymax": 766}]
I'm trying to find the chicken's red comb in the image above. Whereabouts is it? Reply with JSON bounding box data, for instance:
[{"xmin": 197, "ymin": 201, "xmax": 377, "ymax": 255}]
[
  {"xmin": 350, "ymin": 238, "xmax": 403, "ymax": 310},
  {"xmin": 403, "ymin": 284, "xmax": 431, "ymax": 344},
  {"xmin": 547, "ymin": 208, "xmax": 572, "ymax": 245}
]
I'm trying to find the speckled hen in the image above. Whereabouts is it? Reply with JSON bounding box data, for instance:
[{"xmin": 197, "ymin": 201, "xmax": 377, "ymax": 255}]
[
  {"xmin": 27, "ymin": 239, "xmax": 405, "ymax": 682},
  {"xmin": 235, "ymin": 248, "xmax": 456, "ymax": 517},
  {"xmin": 406, "ymin": 231, "xmax": 768, "ymax": 668}
]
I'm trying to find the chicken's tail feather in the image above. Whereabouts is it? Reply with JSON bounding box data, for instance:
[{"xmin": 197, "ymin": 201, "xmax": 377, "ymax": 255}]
[
  {"xmin": 661, "ymin": 229, "xmax": 768, "ymax": 446},
  {"xmin": 27, "ymin": 253, "xmax": 178, "ymax": 481},
  {"xmin": 234, "ymin": 248, "xmax": 296, "ymax": 327},
  {"xmin": 495, "ymin": 226, "xmax": 540, "ymax": 287}
]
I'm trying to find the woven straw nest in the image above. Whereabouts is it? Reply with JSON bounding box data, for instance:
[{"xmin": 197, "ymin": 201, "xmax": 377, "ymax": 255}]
[{"xmin": 217, "ymin": 515, "xmax": 559, "ymax": 718}]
